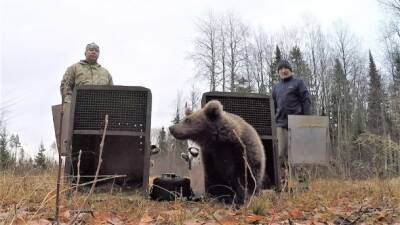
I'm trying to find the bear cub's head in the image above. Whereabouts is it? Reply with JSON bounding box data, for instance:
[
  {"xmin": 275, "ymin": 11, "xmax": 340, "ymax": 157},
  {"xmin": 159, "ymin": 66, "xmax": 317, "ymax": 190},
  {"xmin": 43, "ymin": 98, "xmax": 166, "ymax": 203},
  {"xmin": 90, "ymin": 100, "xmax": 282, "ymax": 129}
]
[{"xmin": 169, "ymin": 100, "xmax": 223, "ymax": 140}]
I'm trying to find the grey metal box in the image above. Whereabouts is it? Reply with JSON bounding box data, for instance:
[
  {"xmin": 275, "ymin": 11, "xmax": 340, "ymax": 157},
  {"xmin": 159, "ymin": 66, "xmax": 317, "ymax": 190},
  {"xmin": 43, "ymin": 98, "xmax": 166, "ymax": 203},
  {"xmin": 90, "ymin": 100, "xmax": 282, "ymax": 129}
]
[
  {"xmin": 288, "ymin": 115, "xmax": 329, "ymax": 165},
  {"xmin": 52, "ymin": 102, "xmax": 70, "ymax": 156}
]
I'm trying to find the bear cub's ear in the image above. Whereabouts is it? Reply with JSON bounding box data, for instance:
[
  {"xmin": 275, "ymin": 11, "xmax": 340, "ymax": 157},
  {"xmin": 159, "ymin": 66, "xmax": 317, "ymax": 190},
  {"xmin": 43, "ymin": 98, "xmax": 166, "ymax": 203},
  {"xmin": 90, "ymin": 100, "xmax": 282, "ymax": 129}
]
[
  {"xmin": 204, "ymin": 100, "xmax": 223, "ymax": 119},
  {"xmin": 185, "ymin": 108, "xmax": 193, "ymax": 116}
]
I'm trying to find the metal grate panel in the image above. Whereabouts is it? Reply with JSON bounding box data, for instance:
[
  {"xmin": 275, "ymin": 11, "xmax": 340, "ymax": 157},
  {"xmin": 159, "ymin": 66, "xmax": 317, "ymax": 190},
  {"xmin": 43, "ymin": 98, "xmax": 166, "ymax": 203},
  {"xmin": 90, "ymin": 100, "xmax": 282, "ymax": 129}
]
[
  {"xmin": 203, "ymin": 94, "xmax": 272, "ymax": 136},
  {"xmin": 73, "ymin": 88, "xmax": 148, "ymax": 132}
]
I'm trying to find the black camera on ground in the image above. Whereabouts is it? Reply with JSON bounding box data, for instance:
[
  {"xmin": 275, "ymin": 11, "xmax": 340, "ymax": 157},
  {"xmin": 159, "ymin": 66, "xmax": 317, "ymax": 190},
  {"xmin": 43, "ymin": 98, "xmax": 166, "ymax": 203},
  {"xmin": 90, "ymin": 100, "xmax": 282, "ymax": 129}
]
[{"xmin": 149, "ymin": 173, "xmax": 193, "ymax": 201}]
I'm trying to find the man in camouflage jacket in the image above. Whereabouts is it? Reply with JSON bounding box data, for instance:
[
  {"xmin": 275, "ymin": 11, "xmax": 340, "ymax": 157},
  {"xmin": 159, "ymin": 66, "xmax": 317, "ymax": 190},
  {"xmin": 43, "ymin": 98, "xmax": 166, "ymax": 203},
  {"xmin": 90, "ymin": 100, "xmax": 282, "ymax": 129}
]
[{"xmin": 60, "ymin": 42, "xmax": 113, "ymax": 103}]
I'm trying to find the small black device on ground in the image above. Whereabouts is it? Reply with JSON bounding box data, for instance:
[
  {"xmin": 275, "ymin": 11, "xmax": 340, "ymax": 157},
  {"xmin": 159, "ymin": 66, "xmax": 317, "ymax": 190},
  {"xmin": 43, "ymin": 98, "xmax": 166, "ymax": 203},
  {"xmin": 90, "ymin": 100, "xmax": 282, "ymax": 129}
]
[{"xmin": 149, "ymin": 173, "xmax": 193, "ymax": 201}]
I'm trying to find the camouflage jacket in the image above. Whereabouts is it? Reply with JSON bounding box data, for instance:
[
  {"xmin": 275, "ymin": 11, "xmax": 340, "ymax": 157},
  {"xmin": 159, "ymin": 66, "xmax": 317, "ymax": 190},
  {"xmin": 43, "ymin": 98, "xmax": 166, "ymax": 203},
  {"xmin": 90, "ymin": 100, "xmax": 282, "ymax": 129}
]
[{"xmin": 60, "ymin": 60, "xmax": 113, "ymax": 103}]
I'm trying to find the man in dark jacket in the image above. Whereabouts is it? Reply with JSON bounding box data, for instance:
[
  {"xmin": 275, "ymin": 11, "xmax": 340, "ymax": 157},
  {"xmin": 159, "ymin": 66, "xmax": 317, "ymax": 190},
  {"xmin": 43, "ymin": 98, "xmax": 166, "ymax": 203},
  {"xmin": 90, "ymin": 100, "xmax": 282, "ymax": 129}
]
[{"xmin": 272, "ymin": 59, "xmax": 311, "ymax": 190}]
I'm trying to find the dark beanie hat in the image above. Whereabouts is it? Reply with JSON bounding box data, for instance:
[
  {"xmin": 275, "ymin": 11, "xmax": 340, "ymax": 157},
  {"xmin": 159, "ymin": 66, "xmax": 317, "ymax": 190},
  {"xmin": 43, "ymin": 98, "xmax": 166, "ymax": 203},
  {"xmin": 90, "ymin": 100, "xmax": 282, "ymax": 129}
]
[{"xmin": 277, "ymin": 59, "xmax": 292, "ymax": 72}]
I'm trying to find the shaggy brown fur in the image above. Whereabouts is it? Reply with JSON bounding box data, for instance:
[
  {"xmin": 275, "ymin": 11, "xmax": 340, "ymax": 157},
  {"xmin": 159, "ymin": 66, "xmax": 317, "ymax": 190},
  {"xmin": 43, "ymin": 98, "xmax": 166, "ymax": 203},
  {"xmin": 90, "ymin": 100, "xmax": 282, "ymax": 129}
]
[{"xmin": 169, "ymin": 100, "xmax": 265, "ymax": 204}]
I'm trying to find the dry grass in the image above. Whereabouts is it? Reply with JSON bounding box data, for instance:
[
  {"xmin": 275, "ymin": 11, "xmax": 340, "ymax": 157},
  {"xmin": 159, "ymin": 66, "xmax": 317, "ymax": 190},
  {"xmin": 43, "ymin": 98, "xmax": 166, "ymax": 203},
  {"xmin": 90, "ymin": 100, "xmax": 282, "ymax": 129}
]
[
  {"xmin": 250, "ymin": 178, "xmax": 400, "ymax": 223},
  {"xmin": 0, "ymin": 170, "xmax": 399, "ymax": 224}
]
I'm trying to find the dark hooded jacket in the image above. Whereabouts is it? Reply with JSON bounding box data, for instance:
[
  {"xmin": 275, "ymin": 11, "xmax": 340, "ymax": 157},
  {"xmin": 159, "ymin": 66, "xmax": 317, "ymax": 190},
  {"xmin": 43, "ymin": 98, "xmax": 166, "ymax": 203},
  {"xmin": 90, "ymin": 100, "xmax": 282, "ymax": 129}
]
[{"xmin": 272, "ymin": 75, "xmax": 311, "ymax": 128}]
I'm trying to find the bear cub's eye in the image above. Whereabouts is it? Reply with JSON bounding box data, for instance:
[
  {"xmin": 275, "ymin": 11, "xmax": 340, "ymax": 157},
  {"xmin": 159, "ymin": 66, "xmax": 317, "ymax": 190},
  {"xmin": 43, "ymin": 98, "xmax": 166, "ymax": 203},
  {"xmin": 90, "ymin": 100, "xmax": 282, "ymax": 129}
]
[{"xmin": 184, "ymin": 118, "xmax": 192, "ymax": 123}]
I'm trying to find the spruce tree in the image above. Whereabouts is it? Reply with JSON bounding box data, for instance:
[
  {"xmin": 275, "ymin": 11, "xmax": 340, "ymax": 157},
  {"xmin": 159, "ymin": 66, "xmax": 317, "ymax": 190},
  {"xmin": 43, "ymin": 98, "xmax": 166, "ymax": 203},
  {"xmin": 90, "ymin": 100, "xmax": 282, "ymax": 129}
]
[
  {"xmin": 172, "ymin": 107, "xmax": 181, "ymax": 125},
  {"xmin": 367, "ymin": 51, "xmax": 384, "ymax": 134},
  {"xmin": 157, "ymin": 127, "xmax": 168, "ymax": 155},
  {"xmin": 0, "ymin": 128, "xmax": 11, "ymax": 169},
  {"xmin": 289, "ymin": 46, "xmax": 312, "ymax": 86},
  {"xmin": 18, "ymin": 147, "xmax": 25, "ymax": 166},
  {"xmin": 394, "ymin": 52, "xmax": 400, "ymax": 88},
  {"xmin": 9, "ymin": 134, "xmax": 20, "ymax": 166},
  {"xmin": 34, "ymin": 142, "xmax": 47, "ymax": 170},
  {"xmin": 391, "ymin": 52, "xmax": 400, "ymax": 139},
  {"xmin": 289, "ymin": 46, "xmax": 314, "ymax": 113},
  {"xmin": 269, "ymin": 45, "xmax": 282, "ymax": 91},
  {"xmin": 330, "ymin": 58, "xmax": 346, "ymax": 126},
  {"xmin": 330, "ymin": 58, "xmax": 353, "ymax": 160}
]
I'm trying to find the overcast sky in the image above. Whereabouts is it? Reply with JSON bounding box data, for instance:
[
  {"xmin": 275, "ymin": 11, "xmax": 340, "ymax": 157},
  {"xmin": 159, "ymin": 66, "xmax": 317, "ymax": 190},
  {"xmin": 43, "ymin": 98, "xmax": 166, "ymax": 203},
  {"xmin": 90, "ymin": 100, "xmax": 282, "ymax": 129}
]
[{"xmin": 1, "ymin": 0, "xmax": 385, "ymax": 157}]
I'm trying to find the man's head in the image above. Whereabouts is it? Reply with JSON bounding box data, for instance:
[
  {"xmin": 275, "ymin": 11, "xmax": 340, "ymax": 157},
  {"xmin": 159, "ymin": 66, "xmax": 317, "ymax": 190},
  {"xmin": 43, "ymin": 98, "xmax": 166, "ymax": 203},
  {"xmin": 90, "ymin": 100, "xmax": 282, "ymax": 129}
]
[
  {"xmin": 277, "ymin": 59, "xmax": 292, "ymax": 79},
  {"xmin": 85, "ymin": 42, "xmax": 100, "ymax": 64}
]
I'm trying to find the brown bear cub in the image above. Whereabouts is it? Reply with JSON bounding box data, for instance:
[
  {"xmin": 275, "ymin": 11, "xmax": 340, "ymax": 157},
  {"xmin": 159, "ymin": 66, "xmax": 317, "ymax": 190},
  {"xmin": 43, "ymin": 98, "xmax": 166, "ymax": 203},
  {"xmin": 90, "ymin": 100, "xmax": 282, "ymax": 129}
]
[{"xmin": 169, "ymin": 100, "xmax": 265, "ymax": 204}]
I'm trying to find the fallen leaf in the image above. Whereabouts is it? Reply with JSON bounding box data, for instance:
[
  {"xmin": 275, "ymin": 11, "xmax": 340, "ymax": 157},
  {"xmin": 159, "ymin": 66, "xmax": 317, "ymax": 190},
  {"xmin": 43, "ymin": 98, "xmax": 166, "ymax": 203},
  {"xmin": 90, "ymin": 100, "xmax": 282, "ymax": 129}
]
[
  {"xmin": 183, "ymin": 219, "xmax": 205, "ymax": 225},
  {"xmin": 26, "ymin": 219, "xmax": 52, "ymax": 225},
  {"xmin": 288, "ymin": 208, "xmax": 303, "ymax": 219},
  {"xmin": 377, "ymin": 212, "xmax": 386, "ymax": 221},
  {"xmin": 107, "ymin": 216, "xmax": 124, "ymax": 225},
  {"xmin": 125, "ymin": 219, "xmax": 141, "ymax": 225},
  {"xmin": 203, "ymin": 222, "xmax": 221, "ymax": 225},
  {"xmin": 196, "ymin": 209, "xmax": 210, "ymax": 219},
  {"xmin": 313, "ymin": 212, "xmax": 329, "ymax": 222},
  {"xmin": 311, "ymin": 222, "xmax": 329, "ymax": 225},
  {"xmin": 212, "ymin": 209, "xmax": 237, "ymax": 225},
  {"xmin": 87, "ymin": 211, "xmax": 123, "ymax": 225},
  {"xmin": 227, "ymin": 210, "xmax": 239, "ymax": 216},
  {"xmin": 0, "ymin": 212, "xmax": 9, "ymax": 221},
  {"xmin": 160, "ymin": 209, "xmax": 181, "ymax": 217},
  {"xmin": 59, "ymin": 210, "xmax": 70, "ymax": 222},
  {"xmin": 220, "ymin": 220, "xmax": 236, "ymax": 225},
  {"xmin": 155, "ymin": 215, "xmax": 165, "ymax": 223},
  {"xmin": 213, "ymin": 209, "xmax": 228, "ymax": 221},
  {"xmin": 139, "ymin": 214, "xmax": 154, "ymax": 225},
  {"xmin": 95, "ymin": 211, "xmax": 114, "ymax": 220},
  {"xmin": 246, "ymin": 214, "xmax": 264, "ymax": 223}
]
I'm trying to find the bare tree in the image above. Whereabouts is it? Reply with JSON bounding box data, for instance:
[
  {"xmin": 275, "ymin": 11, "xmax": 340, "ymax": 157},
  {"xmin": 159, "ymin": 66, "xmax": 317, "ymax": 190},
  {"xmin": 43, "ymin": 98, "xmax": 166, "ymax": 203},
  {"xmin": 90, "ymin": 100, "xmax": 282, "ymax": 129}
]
[
  {"xmin": 302, "ymin": 19, "xmax": 325, "ymax": 115},
  {"xmin": 192, "ymin": 12, "xmax": 220, "ymax": 91},
  {"xmin": 225, "ymin": 13, "xmax": 249, "ymax": 92},
  {"xmin": 380, "ymin": 0, "xmax": 400, "ymax": 27},
  {"xmin": 218, "ymin": 15, "xmax": 228, "ymax": 92},
  {"xmin": 331, "ymin": 23, "xmax": 357, "ymax": 136},
  {"xmin": 275, "ymin": 27, "xmax": 300, "ymax": 60},
  {"xmin": 380, "ymin": 0, "xmax": 400, "ymax": 173},
  {"xmin": 252, "ymin": 28, "xmax": 272, "ymax": 94},
  {"xmin": 187, "ymin": 83, "xmax": 201, "ymax": 111},
  {"xmin": 241, "ymin": 26, "xmax": 255, "ymax": 93},
  {"xmin": 332, "ymin": 21, "xmax": 357, "ymax": 79}
]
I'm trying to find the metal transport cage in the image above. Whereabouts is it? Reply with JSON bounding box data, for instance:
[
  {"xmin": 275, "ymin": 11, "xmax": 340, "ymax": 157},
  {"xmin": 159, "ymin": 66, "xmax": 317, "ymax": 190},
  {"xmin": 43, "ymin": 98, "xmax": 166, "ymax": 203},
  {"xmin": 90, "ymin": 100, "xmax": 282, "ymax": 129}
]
[
  {"xmin": 59, "ymin": 85, "xmax": 152, "ymax": 193},
  {"xmin": 200, "ymin": 92, "xmax": 280, "ymax": 191}
]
